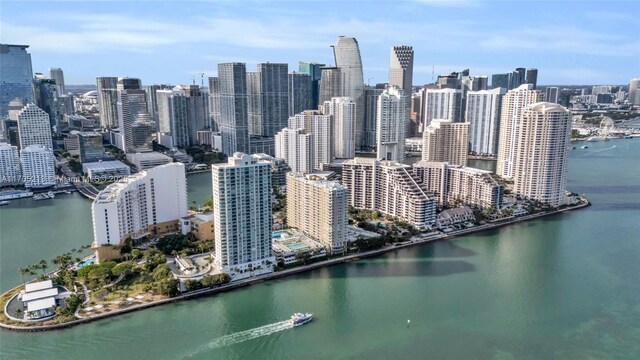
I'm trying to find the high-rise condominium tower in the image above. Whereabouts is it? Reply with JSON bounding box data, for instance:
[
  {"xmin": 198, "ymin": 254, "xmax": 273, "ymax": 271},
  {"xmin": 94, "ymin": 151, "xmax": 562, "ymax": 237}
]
[
  {"xmin": 545, "ymin": 87, "xmax": 559, "ymax": 104},
  {"xmin": 16, "ymin": 103, "xmax": 53, "ymax": 149},
  {"xmin": 342, "ymin": 157, "xmax": 436, "ymax": 229},
  {"xmin": 32, "ymin": 76, "xmax": 60, "ymax": 133},
  {"xmin": 513, "ymin": 103, "xmax": 571, "ymax": 207},
  {"xmin": 629, "ymin": 78, "xmax": 640, "ymax": 105},
  {"xmin": 247, "ymin": 63, "xmax": 289, "ymax": 138},
  {"xmin": 288, "ymin": 72, "xmax": 312, "ymax": 117},
  {"xmin": 299, "ymin": 62, "xmax": 325, "ymax": 108},
  {"xmin": 389, "ymin": 46, "xmax": 414, "ymax": 103},
  {"xmin": 360, "ymin": 86, "xmax": 383, "ymax": 151},
  {"xmin": 525, "ymin": 68, "xmax": 538, "ymax": 89},
  {"xmin": 333, "ymin": 36, "xmax": 364, "ymax": 100},
  {"xmin": 117, "ymin": 82, "xmax": 154, "ymax": 153},
  {"xmin": 208, "ymin": 77, "xmax": 221, "ymax": 132},
  {"xmin": 274, "ymin": 127, "xmax": 313, "ymax": 173},
  {"xmin": 157, "ymin": 88, "xmax": 189, "ymax": 148},
  {"xmin": 0, "ymin": 142, "xmax": 21, "ymax": 185},
  {"xmin": 286, "ymin": 172, "xmax": 348, "ymax": 253},
  {"xmin": 496, "ymin": 84, "xmax": 544, "ymax": 179},
  {"xmin": 465, "ymin": 88, "xmax": 505, "ymax": 156},
  {"xmin": 0, "ymin": 44, "xmax": 33, "ymax": 115},
  {"xmin": 91, "ymin": 163, "xmax": 187, "ymax": 261},
  {"xmin": 49, "ymin": 67, "xmax": 65, "ymax": 94},
  {"xmin": 422, "ymin": 119, "xmax": 469, "ymax": 166},
  {"xmin": 96, "ymin": 77, "xmax": 119, "ymax": 129},
  {"xmin": 422, "ymin": 88, "xmax": 463, "ymax": 127},
  {"xmin": 288, "ymin": 110, "xmax": 333, "ymax": 169},
  {"xmin": 20, "ymin": 144, "xmax": 55, "ymax": 188},
  {"xmin": 218, "ymin": 63, "xmax": 250, "ymax": 155},
  {"xmin": 324, "ymin": 97, "xmax": 356, "ymax": 159},
  {"xmin": 389, "ymin": 45, "xmax": 414, "ymax": 137},
  {"xmin": 211, "ymin": 153, "xmax": 275, "ymax": 274},
  {"xmin": 376, "ymin": 86, "xmax": 406, "ymax": 163}
]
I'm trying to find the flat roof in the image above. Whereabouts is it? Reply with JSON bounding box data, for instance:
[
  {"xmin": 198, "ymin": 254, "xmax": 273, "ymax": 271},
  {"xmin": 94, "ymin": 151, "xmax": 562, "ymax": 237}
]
[
  {"xmin": 26, "ymin": 297, "xmax": 56, "ymax": 312},
  {"xmin": 22, "ymin": 287, "xmax": 59, "ymax": 302},
  {"xmin": 83, "ymin": 160, "xmax": 129, "ymax": 171},
  {"xmin": 25, "ymin": 280, "xmax": 53, "ymax": 293},
  {"xmin": 125, "ymin": 152, "xmax": 172, "ymax": 161}
]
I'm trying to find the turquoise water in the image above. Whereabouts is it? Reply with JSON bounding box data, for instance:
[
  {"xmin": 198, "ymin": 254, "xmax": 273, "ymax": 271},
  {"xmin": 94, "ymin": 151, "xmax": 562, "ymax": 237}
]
[
  {"xmin": 1, "ymin": 140, "xmax": 639, "ymax": 359},
  {"xmin": 76, "ymin": 258, "xmax": 96, "ymax": 269},
  {"xmin": 286, "ymin": 243, "xmax": 307, "ymax": 250}
]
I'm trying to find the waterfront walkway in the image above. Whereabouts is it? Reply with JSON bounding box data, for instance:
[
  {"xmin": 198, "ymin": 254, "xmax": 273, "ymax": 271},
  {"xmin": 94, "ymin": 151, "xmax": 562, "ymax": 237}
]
[
  {"xmin": 0, "ymin": 199, "xmax": 590, "ymax": 332},
  {"xmin": 75, "ymin": 182, "xmax": 100, "ymax": 200}
]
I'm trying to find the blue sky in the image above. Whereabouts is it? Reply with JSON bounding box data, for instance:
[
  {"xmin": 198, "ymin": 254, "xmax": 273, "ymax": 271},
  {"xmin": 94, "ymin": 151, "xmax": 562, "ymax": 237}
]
[{"xmin": 1, "ymin": 0, "xmax": 638, "ymax": 86}]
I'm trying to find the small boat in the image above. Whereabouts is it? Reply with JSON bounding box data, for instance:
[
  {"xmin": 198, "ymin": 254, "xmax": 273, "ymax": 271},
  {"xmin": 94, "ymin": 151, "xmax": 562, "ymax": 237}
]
[
  {"xmin": 33, "ymin": 191, "xmax": 56, "ymax": 201},
  {"xmin": 0, "ymin": 190, "xmax": 34, "ymax": 201},
  {"xmin": 290, "ymin": 313, "xmax": 313, "ymax": 327},
  {"xmin": 581, "ymin": 146, "xmax": 588, "ymax": 149},
  {"xmin": 0, "ymin": 201, "xmax": 9, "ymax": 206}
]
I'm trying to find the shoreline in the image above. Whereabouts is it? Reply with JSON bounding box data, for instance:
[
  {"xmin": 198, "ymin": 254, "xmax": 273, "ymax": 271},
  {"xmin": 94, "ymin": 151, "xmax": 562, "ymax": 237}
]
[{"xmin": 0, "ymin": 199, "xmax": 591, "ymax": 332}]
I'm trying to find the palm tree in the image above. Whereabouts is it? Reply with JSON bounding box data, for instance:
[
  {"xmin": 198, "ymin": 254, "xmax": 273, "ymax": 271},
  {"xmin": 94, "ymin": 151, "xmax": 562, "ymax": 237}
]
[
  {"xmin": 37, "ymin": 259, "xmax": 48, "ymax": 275},
  {"xmin": 19, "ymin": 267, "xmax": 29, "ymax": 285}
]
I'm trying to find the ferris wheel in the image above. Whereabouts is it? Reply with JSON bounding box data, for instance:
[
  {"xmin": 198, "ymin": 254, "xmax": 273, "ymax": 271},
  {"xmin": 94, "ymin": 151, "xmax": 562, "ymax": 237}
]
[{"xmin": 599, "ymin": 117, "xmax": 614, "ymax": 137}]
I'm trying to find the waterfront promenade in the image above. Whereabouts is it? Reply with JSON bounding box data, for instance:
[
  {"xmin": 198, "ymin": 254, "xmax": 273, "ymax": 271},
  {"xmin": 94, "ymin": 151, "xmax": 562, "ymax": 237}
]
[{"xmin": 0, "ymin": 199, "xmax": 590, "ymax": 332}]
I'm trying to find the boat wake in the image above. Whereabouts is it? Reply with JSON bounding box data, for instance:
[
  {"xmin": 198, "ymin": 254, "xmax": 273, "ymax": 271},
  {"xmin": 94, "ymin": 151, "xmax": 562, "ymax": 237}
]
[
  {"xmin": 592, "ymin": 145, "xmax": 616, "ymax": 153},
  {"xmin": 182, "ymin": 320, "xmax": 293, "ymax": 357}
]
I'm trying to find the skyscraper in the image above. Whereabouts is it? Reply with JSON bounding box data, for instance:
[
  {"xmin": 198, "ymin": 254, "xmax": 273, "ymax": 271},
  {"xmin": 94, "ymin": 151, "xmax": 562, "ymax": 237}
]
[
  {"xmin": 91, "ymin": 163, "xmax": 187, "ymax": 261},
  {"xmin": 0, "ymin": 142, "xmax": 21, "ymax": 185},
  {"xmin": 274, "ymin": 127, "xmax": 313, "ymax": 173},
  {"xmin": 465, "ymin": 88, "xmax": 505, "ymax": 156},
  {"xmin": 0, "ymin": 44, "xmax": 33, "ymax": 115},
  {"xmin": 496, "ymin": 84, "xmax": 544, "ymax": 179},
  {"xmin": 288, "ymin": 72, "xmax": 312, "ymax": 117},
  {"xmin": 333, "ymin": 36, "xmax": 364, "ymax": 100},
  {"xmin": 299, "ymin": 62, "xmax": 325, "ymax": 108},
  {"xmin": 389, "ymin": 45, "xmax": 414, "ymax": 137},
  {"xmin": 422, "ymin": 119, "xmax": 469, "ymax": 166},
  {"xmin": 545, "ymin": 87, "xmax": 560, "ymax": 104},
  {"xmin": 376, "ymin": 86, "xmax": 406, "ymax": 163},
  {"xmin": 422, "ymin": 88, "xmax": 463, "ymax": 127},
  {"xmin": 286, "ymin": 172, "xmax": 348, "ymax": 253},
  {"xmin": 525, "ymin": 68, "xmax": 538, "ymax": 89},
  {"xmin": 319, "ymin": 66, "xmax": 342, "ymax": 105},
  {"xmin": 513, "ymin": 103, "xmax": 571, "ymax": 207},
  {"xmin": 180, "ymin": 84, "xmax": 209, "ymax": 144},
  {"xmin": 16, "ymin": 103, "xmax": 53, "ymax": 149},
  {"xmin": 32, "ymin": 75, "xmax": 60, "ymax": 133},
  {"xmin": 208, "ymin": 77, "xmax": 221, "ymax": 132},
  {"xmin": 247, "ymin": 63, "xmax": 288, "ymax": 138},
  {"xmin": 288, "ymin": 110, "xmax": 333, "ymax": 169},
  {"xmin": 359, "ymin": 86, "xmax": 383, "ymax": 151},
  {"xmin": 324, "ymin": 97, "xmax": 356, "ymax": 159},
  {"xmin": 389, "ymin": 46, "xmax": 414, "ymax": 103},
  {"xmin": 218, "ymin": 63, "xmax": 250, "ymax": 155},
  {"xmin": 117, "ymin": 83, "xmax": 154, "ymax": 153},
  {"xmin": 20, "ymin": 144, "xmax": 55, "ymax": 188},
  {"xmin": 96, "ymin": 77, "xmax": 119, "ymax": 129},
  {"xmin": 144, "ymin": 84, "xmax": 172, "ymax": 126},
  {"xmin": 49, "ymin": 67, "xmax": 65, "ymax": 94},
  {"xmin": 342, "ymin": 157, "xmax": 436, "ymax": 229},
  {"xmin": 211, "ymin": 153, "xmax": 275, "ymax": 275},
  {"xmin": 491, "ymin": 73, "xmax": 510, "ymax": 89},
  {"xmin": 157, "ymin": 88, "xmax": 189, "ymax": 148},
  {"xmin": 629, "ymin": 78, "xmax": 640, "ymax": 105}
]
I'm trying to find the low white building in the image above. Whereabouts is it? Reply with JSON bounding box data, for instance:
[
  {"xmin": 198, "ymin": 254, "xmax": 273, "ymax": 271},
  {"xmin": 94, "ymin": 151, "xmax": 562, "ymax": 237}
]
[
  {"xmin": 436, "ymin": 206, "xmax": 475, "ymax": 229},
  {"xmin": 126, "ymin": 152, "xmax": 173, "ymax": 172},
  {"xmin": 20, "ymin": 145, "xmax": 56, "ymax": 188},
  {"xmin": 20, "ymin": 280, "xmax": 60, "ymax": 320},
  {"xmin": 82, "ymin": 160, "xmax": 131, "ymax": 181},
  {"xmin": 271, "ymin": 229, "xmax": 327, "ymax": 265}
]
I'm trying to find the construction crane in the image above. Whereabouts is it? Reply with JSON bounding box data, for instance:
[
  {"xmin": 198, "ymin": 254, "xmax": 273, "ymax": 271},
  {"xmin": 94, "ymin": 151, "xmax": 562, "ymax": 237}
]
[{"xmin": 199, "ymin": 72, "xmax": 205, "ymax": 88}]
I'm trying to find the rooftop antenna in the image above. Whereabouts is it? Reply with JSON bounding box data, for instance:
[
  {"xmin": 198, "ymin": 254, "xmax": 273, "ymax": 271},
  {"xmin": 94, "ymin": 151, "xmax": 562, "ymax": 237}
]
[{"xmin": 199, "ymin": 72, "xmax": 205, "ymax": 88}]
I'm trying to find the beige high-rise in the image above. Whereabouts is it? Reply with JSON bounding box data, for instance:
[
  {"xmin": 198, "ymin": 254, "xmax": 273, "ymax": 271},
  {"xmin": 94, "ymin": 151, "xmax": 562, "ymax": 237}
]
[
  {"xmin": 513, "ymin": 102, "xmax": 571, "ymax": 207},
  {"xmin": 496, "ymin": 84, "xmax": 544, "ymax": 179},
  {"xmin": 286, "ymin": 172, "xmax": 348, "ymax": 253},
  {"xmin": 422, "ymin": 119, "xmax": 469, "ymax": 166}
]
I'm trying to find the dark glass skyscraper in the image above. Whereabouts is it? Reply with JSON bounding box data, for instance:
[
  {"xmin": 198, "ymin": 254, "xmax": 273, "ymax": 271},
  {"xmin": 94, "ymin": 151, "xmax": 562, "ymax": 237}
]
[{"xmin": 0, "ymin": 44, "xmax": 33, "ymax": 116}]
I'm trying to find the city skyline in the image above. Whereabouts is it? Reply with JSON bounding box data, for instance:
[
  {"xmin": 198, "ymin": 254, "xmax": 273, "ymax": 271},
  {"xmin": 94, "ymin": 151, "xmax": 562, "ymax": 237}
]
[{"xmin": 1, "ymin": 1, "xmax": 638, "ymax": 86}]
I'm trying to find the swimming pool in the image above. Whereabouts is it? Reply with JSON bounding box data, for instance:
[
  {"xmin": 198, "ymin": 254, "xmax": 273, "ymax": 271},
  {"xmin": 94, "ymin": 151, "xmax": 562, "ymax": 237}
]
[
  {"xmin": 77, "ymin": 258, "xmax": 96, "ymax": 269},
  {"xmin": 287, "ymin": 243, "xmax": 308, "ymax": 251}
]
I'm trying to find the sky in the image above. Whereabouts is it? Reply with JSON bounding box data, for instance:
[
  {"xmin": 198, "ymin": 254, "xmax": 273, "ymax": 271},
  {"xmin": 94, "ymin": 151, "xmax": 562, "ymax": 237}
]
[{"xmin": 1, "ymin": 0, "xmax": 638, "ymax": 86}]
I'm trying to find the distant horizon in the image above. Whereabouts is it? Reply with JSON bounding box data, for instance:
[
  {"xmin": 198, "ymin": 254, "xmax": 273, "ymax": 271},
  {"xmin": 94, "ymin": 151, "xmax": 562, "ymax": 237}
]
[{"xmin": 1, "ymin": 1, "xmax": 638, "ymax": 85}]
